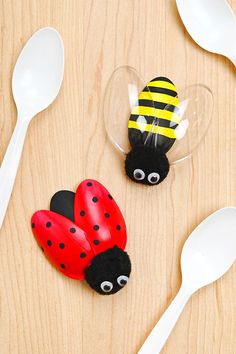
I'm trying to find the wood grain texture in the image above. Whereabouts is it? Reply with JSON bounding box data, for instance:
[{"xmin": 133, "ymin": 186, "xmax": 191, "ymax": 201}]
[{"xmin": 0, "ymin": 0, "xmax": 235, "ymax": 353}]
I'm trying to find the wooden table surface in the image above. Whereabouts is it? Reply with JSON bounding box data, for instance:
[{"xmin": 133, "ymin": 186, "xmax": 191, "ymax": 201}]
[{"xmin": 0, "ymin": 1, "xmax": 236, "ymax": 353}]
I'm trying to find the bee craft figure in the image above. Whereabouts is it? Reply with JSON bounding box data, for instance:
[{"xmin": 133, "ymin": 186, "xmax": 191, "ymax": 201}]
[
  {"xmin": 31, "ymin": 180, "xmax": 131, "ymax": 295},
  {"xmin": 126, "ymin": 77, "xmax": 179, "ymax": 185},
  {"xmin": 104, "ymin": 67, "xmax": 213, "ymax": 187}
]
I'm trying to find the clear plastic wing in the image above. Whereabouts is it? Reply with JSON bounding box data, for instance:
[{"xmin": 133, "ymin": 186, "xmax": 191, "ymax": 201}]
[
  {"xmin": 103, "ymin": 66, "xmax": 155, "ymax": 155},
  {"xmin": 166, "ymin": 84, "xmax": 213, "ymax": 164}
]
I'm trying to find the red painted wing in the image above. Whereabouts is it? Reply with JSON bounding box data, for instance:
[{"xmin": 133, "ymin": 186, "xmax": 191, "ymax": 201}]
[
  {"xmin": 31, "ymin": 210, "xmax": 94, "ymax": 280},
  {"xmin": 74, "ymin": 179, "xmax": 127, "ymax": 254}
]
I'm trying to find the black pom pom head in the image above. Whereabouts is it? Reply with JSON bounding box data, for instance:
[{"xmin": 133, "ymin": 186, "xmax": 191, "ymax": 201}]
[
  {"xmin": 85, "ymin": 246, "xmax": 131, "ymax": 295},
  {"xmin": 125, "ymin": 146, "xmax": 169, "ymax": 185}
]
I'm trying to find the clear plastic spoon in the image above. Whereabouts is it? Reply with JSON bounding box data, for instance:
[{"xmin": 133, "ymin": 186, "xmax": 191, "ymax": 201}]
[
  {"xmin": 139, "ymin": 207, "xmax": 236, "ymax": 354},
  {"xmin": 0, "ymin": 27, "xmax": 64, "ymax": 229},
  {"xmin": 176, "ymin": 0, "xmax": 236, "ymax": 66}
]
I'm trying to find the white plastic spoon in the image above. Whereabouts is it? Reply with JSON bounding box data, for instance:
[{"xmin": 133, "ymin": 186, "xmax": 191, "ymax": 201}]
[
  {"xmin": 176, "ymin": 0, "xmax": 236, "ymax": 66},
  {"xmin": 139, "ymin": 207, "xmax": 236, "ymax": 354},
  {"xmin": 0, "ymin": 27, "xmax": 64, "ymax": 228}
]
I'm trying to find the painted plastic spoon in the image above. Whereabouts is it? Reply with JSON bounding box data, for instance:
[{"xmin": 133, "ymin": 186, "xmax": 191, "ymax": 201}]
[
  {"xmin": 0, "ymin": 27, "xmax": 64, "ymax": 229},
  {"xmin": 176, "ymin": 0, "xmax": 236, "ymax": 66},
  {"xmin": 139, "ymin": 207, "xmax": 236, "ymax": 354}
]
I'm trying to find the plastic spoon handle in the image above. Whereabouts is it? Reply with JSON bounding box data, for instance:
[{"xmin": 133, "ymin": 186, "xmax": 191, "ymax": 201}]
[
  {"xmin": 0, "ymin": 116, "xmax": 30, "ymax": 228},
  {"xmin": 138, "ymin": 285, "xmax": 191, "ymax": 354}
]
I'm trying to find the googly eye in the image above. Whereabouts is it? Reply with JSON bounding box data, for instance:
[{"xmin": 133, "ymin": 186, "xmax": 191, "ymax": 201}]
[
  {"xmin": 100, "ymin": 281, "xmax": 113, "ymax": 293},
  {"xmin": 133, "ymin": 169, "xmax": 145, "ymax": 181},
  {"xmin": 117, "ymin": 275, "xmax": 129, "ymax": 287},
  {"xmin": 148, "ymin": 172, "xmax": 160, "ymax": 184}
]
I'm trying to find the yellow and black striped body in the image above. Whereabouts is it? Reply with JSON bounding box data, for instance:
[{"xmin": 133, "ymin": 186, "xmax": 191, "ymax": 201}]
[{"xmin": 128, "ymin": 77, "xmax": 180, "ymax": 153}]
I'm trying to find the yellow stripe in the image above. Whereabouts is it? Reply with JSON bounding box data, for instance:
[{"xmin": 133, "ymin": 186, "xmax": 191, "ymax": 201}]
[
  {"xmin": 131, "ymin": 106, "xmax": 181, "ymax": 124},
  {"xmin": 128, "ymin": 120, "xmax": 176, "ymax": 139},
  {"xmin": 147, "ymin": 80, "xmax": 177, "ymax": 92},
  {"xmin": 139, "ymin": 92, "xmax": 179, "ymax": 106}
]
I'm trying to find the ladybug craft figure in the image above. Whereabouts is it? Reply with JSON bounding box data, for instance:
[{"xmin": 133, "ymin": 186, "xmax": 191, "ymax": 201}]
[
  {"xmin": 31, "ymin": 180, "xmax": 131, "ymax": 295},
  {"xmin": 104, "ymin": 66, "xmax": 213, "ymax": 186}
]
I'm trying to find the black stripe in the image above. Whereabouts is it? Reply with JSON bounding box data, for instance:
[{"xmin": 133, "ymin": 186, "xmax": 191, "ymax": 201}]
[
  {"xmin": 137, "ymin": 99, "xmax": 154, "ymax": 108},
  {"xmin": 138, "ymin": 99, "xmax": 177, "ymax": 112},
  {"xmin": 129, "ymin": 114, "xmax": 178, "ymax": 129},
  {"xmin": 150, "ymin": 76, "xmax": 174, "ymax": 84},
  {"xmin": 128, "ymin": 128, "xmax": 176, "ymax": 153},
  {"xmin": 143, "ymin": 86, "xmax": 177, "ymax": 97}
]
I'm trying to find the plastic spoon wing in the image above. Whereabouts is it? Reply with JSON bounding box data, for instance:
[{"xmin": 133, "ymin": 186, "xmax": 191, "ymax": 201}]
[
  {"xmin": 138, "ymin": 207, "xmax": 236, "ymax": 354},
  {"xmin": 0, "ymin": 27, "xmax": 64, "ymax": 229},
  {"xmin": 176, "ymin": 0, "xmax": 236, "ymax": 66}
]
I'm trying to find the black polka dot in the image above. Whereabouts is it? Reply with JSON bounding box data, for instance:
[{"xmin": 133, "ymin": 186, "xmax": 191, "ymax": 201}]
[
  {"xmin": 31, "ymin": 222, "xmax": 35, "ymax": 228},
  {"xmin": 104, "ymin": 213, "xmax": 110, "ymax": 218},
  {"xmin": 80, "ymin": 252, "xmax": 86, "ymax": 258},
  {"xmin": 92, "ymin": 197, "xmax": 98, "ymax": 203},
  {"xmin": 59, "ymin": 243, "xmax": 65, "ymax": 249},
  {"xmin": 70, "ymin": 227, "xmax": 76, "ymax": 233},
  {"xmin": 46, "ymin": 221, "xmax": 52, "ymax": 228},
  {"xmin": 41, "ymin": 247, "xmax": 44, "ymax": 252},
  {"xmin": 87, "ymin": 182, "xmax": 93, "ymax": 186},
  {"xmin": 93, "ymin": 239, "xmax": 100, "ymax": 245},
  {"xmin": 47, "ymin": 240, "xmax": 52, "ymax": 246},
  {"xmin": 116, "ymin": 225, "xmax": 121, "ymax": 231},
  {"xmin": 93, "ymin": 224, "xmax": 99, "ymax": 231},
  {"xmin": 80, "ymin": 210, "xmax": 85, "ymax": 216},
  {"xmin": 60, "ymin": 264, "xmax": 65, "ymax": 269},
  {"xmin": 108, "ymin": 194, "xmax": 113, "ymax": 200}
]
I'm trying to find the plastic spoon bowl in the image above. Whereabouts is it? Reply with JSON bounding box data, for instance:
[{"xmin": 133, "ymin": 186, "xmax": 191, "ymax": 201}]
[
  {"xmin": 176, "ymin": 0, "xmax": 236, "ymax": 66},
  {"xmin": 0, "ymin": 27, "xmax": 64, "ymax": 228},
  {"xmin": 139, "ymin": 207, "xmax": 236, "ymax": 354}
]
